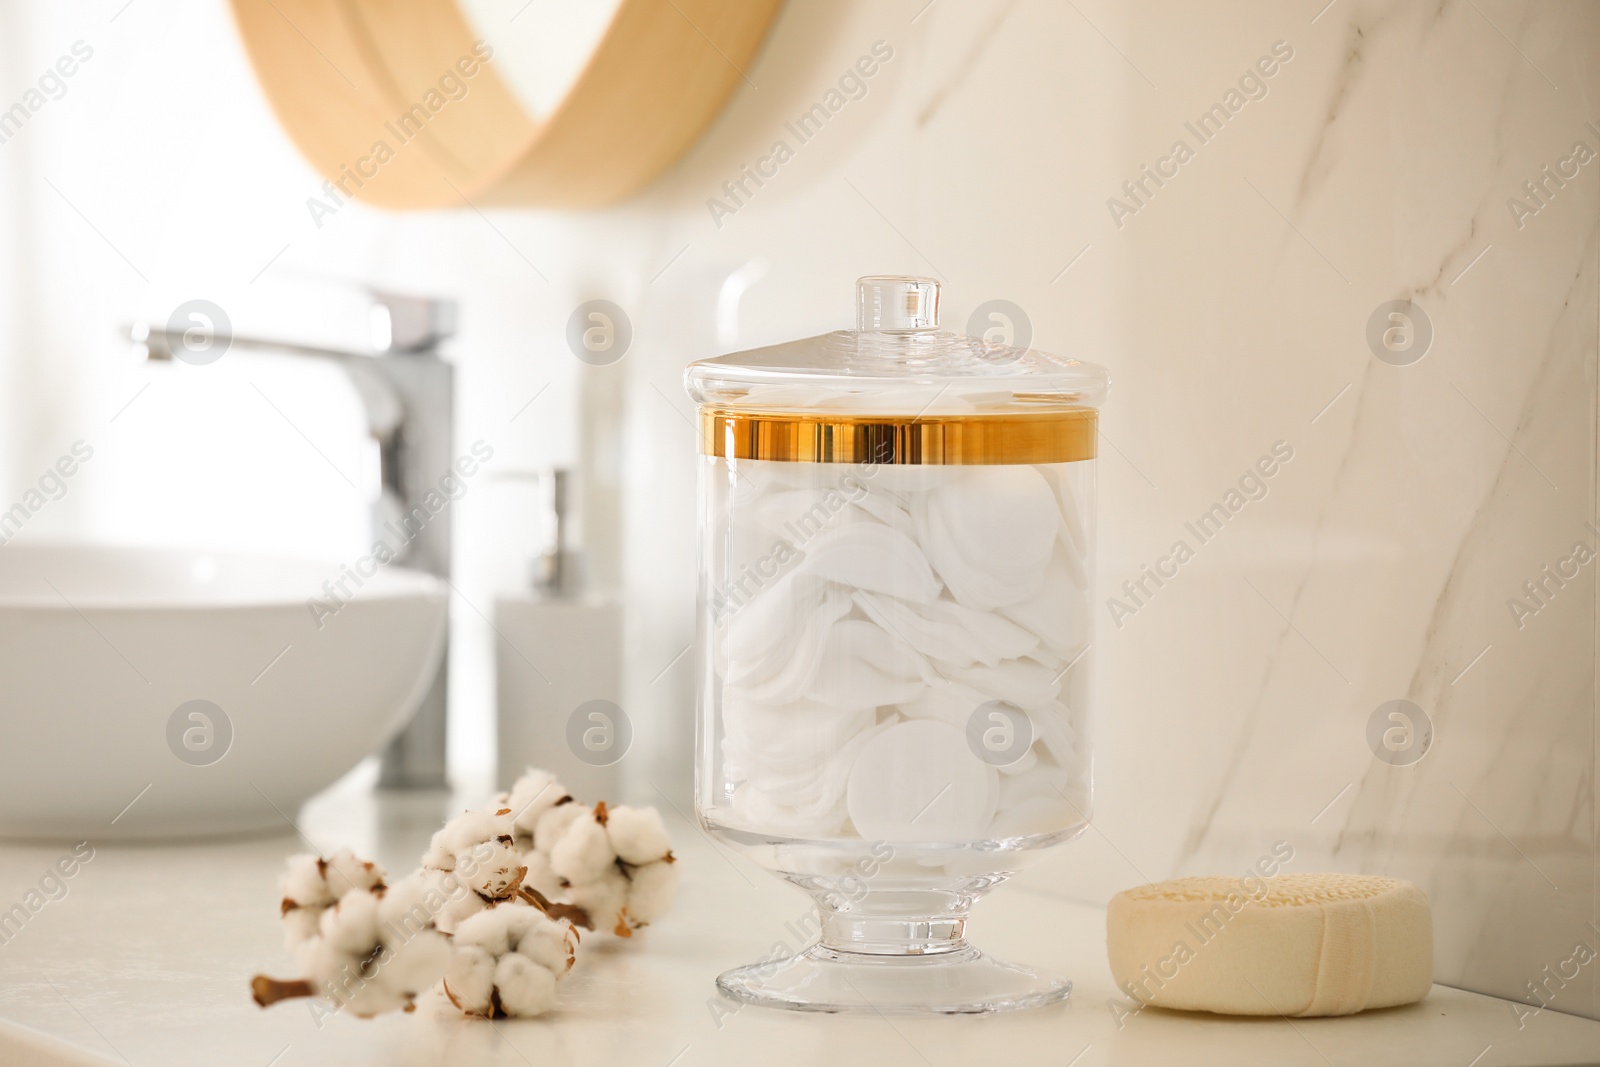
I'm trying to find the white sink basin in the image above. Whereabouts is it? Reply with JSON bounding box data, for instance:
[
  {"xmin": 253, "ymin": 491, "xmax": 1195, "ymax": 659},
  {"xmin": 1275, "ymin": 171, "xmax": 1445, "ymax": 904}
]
[{"xmin": 0, "ymin": 543, "xmax": 447, "ymax": 840}]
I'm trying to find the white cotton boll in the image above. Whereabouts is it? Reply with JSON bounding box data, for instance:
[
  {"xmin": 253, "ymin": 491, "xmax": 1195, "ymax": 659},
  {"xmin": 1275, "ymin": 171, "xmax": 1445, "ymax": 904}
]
[
  {"xmin": 491, "ymin": 902, "xmax": 577, "ymax": 970},
  {"xmin": 377, "ymin": 871, "xmax": 432, "ymax": 918},
  {"xmin": 457, "ymin": 809, "xmax": 506, "ymax": 843},
  {"xmin": 605, "ymin": 806, "xmax": 672, "ymax": 866},
  {"xmin": 421, "ymin": 831, "xmax": 454, "ymax": 872},
  {"xmin": 377, "ymin": 872, "xmax": 442, "ymax": 941},
  {"xmin": 467, "ymin": 840, "xmax": 529, "ymax": 900},
  {"xmin": 625, "ymin": 859, "xmax": 680, "ymax": 924},
  {"xmin": 319, "ymin": 890, "xmax": 382, "ymax": 957},
  {"xmin": 443, "ymin": 945, "xmax": 497, "ymax": 1016},
  {"xmin": 280, "ymin": 850, "xmax": 386, "ymax": 949},
  {"xmin": 282, "ymin": 907, "xmax": 322, "ymax": 948},
  {"xmin": 259, "ymin": 865, "xmax": 454, "ymax": 1020},
  {"xmin": 515, "ymin": 918, "xmax": 577, "ymax": 975},
  {"xmin": 342, "ymin": 973, "xmax": 410, "ymax": 1019},
  {"xmin": 565, "ymin": 868, "xmax": 630, "ymax": 935},
  {"xmin": 521, "ymin": 849, "xmax": 563, "ymax": 898},
  {"xmin": 341, "ymin": 982, "xmax": 404, "ymax": 1019},
  {"xmin": 294, "ymin": 937, "xmax": 356, "ymax": 1000},
  {"xmin": 493, "ymin": 954, "xmax": 558, "ymax": 1017},
  {"xmin": 422, "ymin": 808, "xmax": 527, "ymax": 901},
  {"xmin": 379, "ymin": 931, "xmax": 452, "ymax": 998},
  {"xmin": 454, "ymin": 810, "xmax": 507, "ymax": 858},
  {"xmin": 434, "ymin": 889, "xmax": 487, "ymax": 936},
  {"xmin": 549, "ymin": 808, "xmax": 616, "ymax": 884},
  {"xmin": 441, "ymin": 903, "xmax": 571, "ymax": 1018},
  {"xmin": 414, "ymin": 864, "xmax": 485, "ymax": 933},
  {"xmin": 533, "ymin": 801, "xmax": 586, "ymax": 853},
  {"xmin": 496, "ymin": 904, "xmax": 542, "ymax": 947},
  {"xmin": 281, "ymin": 854, "xmax": 335, "ymax": 907},
  {"xmin": 322, "ymin": 850, "xmax": 386, "ymax": 898},
  {"xmin": 453, "ymin": 905, "xmax": 517, "ymax": 958},
  {"xmin": 424, "ymin": 809, "xmax": 503, "ymax": 871},
  {"xmin": 422, "ymin": 819, "xmax": 469, "ymax": 871},
  {"xmin": 506, "ymin": 769, "xmax": 571, "ymax": 840},
  {"xmin": 292, "ymin": 908, "xmax": 451, "ymax": 1019}
]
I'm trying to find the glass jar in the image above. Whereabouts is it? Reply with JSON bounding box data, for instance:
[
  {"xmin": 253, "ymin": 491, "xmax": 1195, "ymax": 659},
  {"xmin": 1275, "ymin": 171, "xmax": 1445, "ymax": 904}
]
[{"xmin": 685, "ymin": 276, "xmax": 1108, "ymax": 1014}]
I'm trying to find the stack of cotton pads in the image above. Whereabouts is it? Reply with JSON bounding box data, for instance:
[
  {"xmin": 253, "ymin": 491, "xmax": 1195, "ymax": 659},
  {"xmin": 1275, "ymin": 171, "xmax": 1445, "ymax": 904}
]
[
  {"xmin": 1107, "ymin": 873, "xmax": 1433, "ymax": 1016},
  {"xmin": 715, "ymin": 459, "xmax": 1093, "ymax": 842}
]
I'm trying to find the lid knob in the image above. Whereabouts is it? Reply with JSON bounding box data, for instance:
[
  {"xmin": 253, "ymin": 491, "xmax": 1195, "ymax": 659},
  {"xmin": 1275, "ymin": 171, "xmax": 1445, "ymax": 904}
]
[{"xmin": 856, "ymin": 276, "xmax": 940, "ymax": 333}]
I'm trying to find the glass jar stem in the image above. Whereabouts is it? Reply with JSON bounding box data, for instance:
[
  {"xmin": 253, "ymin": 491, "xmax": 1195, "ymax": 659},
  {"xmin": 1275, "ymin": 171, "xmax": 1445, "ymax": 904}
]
[{"xmin": 815, "ymin": 891, "xmax": 971, "ymax": 956}]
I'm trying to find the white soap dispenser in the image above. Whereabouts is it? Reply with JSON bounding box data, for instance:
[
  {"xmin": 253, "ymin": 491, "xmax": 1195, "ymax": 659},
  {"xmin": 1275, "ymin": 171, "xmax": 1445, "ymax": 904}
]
[{"xmin": 494, "ymin": 469, "xmax": 626, "ymax": 798}]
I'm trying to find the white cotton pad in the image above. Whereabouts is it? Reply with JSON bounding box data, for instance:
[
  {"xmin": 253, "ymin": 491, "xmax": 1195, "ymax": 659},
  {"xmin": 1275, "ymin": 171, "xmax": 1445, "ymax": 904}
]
[
  {"xmin": 1106, "ymin": 873, "xmax": 1433, "ymax": 1017},
  {"xmin": 846, "ymin": 720, "xmax": 997, "ymax": 841}
]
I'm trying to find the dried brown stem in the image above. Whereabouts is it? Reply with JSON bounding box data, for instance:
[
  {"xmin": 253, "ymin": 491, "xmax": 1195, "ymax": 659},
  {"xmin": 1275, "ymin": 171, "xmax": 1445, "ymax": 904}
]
[
  {"xmin": 251, "ymin": 975, "xmax": 316, "ymax": 1008},
  {"xmin": 500, "ymin": 865, "xmax": 528, "ymax": 898},
  {"xmin": 518, "ymin": 886, "xmax": 593, "ymax": 931}
]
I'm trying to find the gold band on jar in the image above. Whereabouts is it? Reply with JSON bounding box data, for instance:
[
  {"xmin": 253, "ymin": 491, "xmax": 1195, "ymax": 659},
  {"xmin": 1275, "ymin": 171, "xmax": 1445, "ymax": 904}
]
[{"xmin": 699, "ymin": 408, "xmax": 1097, "ymax": 465}]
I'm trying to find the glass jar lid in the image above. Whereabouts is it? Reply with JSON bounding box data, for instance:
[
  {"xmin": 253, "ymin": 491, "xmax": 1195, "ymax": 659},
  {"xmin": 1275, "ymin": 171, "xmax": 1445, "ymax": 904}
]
[{"xmin": 685, "ymin": 276, "xmax": 1108, "ymax": 465}]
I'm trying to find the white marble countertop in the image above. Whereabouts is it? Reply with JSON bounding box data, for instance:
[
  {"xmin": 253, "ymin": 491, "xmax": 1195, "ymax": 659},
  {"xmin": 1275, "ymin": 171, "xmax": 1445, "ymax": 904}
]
[{"xmin": 1, "ymin": 772, "xmax": 1596, "ymax": 1067}]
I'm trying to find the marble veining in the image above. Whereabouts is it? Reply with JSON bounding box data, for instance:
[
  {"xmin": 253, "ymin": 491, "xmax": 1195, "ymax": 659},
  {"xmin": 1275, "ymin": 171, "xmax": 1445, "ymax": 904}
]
[{"xmin": 1073, "ymin": 0, "xmax": 1599, "ymax": 1025}]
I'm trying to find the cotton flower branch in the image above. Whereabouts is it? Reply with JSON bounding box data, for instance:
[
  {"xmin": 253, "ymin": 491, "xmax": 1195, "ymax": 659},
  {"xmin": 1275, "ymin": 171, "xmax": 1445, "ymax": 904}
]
[{"xmin": 249, "ymin": 768, "xmax": 680, "ymax": 1020}]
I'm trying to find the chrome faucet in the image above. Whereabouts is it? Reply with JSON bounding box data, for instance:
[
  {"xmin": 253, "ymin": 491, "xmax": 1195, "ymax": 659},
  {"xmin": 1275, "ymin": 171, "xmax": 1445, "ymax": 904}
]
[{"xmin": 129, "ymin": 290, "xmax": 456, "ymax": 789}]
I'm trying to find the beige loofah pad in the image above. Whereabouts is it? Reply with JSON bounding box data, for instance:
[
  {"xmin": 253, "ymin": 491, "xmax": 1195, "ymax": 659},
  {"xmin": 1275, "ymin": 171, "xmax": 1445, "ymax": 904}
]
[{"xmin": 1107, "ymin": 873, "xmax": 1433, "ymax": 1016}]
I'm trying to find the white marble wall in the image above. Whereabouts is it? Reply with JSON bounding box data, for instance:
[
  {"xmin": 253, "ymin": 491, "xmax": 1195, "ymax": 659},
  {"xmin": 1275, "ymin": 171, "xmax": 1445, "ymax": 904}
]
[
  {"xmin": 0, "ymin": 0, "xmax": 1593, "ymax": 1023},
  {"xmin": 1090, "ymin": 0, "xmax": 1599, "ymax": 1025}
]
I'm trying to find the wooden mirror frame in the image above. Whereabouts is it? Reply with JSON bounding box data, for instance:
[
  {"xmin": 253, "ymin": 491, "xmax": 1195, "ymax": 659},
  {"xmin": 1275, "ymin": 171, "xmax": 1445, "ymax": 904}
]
[{"xmin": 230, "ymin": 0, "xmax": 784, "ymax": 209}]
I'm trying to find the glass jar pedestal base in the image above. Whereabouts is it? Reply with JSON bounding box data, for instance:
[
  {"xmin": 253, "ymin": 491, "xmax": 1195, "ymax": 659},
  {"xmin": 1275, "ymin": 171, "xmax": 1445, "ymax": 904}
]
[
  {"xmin": 717, "ymin": 945, "xmax": 1071, "ymax": 1015},
  {"xmin": 715, "ymin": 910, "xmax": 1071, "ymax": 1015}
]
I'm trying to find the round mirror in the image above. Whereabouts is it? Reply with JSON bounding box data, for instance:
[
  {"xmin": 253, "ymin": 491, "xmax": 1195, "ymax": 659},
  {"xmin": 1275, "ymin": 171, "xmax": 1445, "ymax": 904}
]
[{"xmin": 228, "ymin": 0, "xmax": 784, "ymax": 209}]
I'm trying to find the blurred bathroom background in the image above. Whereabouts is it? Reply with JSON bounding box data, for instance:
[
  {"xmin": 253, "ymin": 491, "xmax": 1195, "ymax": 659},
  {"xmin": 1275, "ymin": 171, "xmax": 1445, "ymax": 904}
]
[{"xmin": 0, "ymin": 0, "xmax": 1594, "ymax": 1017}]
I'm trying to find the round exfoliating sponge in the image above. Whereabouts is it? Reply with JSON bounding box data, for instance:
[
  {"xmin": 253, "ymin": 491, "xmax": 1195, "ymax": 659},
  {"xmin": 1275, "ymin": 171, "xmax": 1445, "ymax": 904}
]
[{"xmin": 1106, "ymin": 873, "xmax": 1433, "ymax": 1017}]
